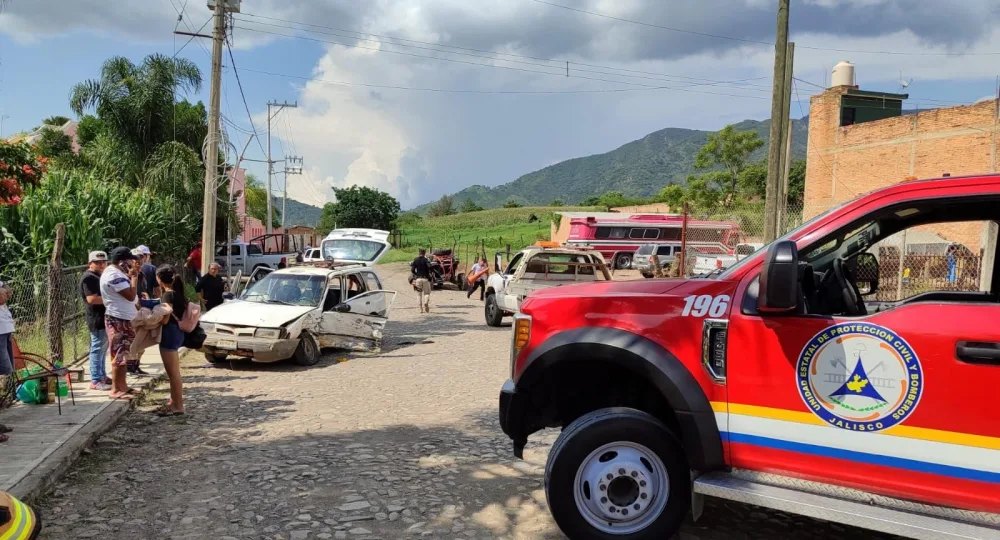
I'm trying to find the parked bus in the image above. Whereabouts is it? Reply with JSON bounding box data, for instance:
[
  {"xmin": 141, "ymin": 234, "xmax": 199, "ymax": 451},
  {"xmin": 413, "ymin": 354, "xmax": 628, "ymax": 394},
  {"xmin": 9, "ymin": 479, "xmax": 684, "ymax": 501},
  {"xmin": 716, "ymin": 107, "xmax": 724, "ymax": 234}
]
[{"xmin": 564, "ymin": 214, "xmax": 740, "ymax": 269}]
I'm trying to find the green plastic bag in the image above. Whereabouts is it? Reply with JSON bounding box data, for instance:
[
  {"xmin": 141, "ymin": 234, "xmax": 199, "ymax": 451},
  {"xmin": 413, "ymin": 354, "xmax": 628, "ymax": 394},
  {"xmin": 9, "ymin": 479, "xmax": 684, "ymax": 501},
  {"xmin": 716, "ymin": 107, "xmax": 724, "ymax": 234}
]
[{"xmin": 14, "ymin": 366, "xmax": 46, "ymax": 404}]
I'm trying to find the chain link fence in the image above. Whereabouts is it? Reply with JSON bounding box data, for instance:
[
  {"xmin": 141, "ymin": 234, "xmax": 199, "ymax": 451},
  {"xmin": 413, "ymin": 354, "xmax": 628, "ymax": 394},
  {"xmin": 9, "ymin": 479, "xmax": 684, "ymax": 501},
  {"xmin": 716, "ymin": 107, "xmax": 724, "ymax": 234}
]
[{"xmin": 1, "ymin": 264, "xmax": 89, "ymax": 366}]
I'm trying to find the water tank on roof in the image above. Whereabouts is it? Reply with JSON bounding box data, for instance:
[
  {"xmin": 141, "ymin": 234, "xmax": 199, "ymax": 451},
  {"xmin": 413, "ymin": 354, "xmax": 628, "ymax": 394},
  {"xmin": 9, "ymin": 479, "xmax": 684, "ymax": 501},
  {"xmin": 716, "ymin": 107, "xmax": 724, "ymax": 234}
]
[{"xmin": 831, "ymin": 61, "xmax": 856, "ymax": 88}]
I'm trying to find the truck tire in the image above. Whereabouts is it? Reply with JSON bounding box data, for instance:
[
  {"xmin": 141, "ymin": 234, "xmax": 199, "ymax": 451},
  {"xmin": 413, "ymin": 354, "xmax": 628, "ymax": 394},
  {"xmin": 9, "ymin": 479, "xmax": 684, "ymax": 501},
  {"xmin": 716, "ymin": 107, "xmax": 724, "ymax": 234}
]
[
  {"xmin": 485, "ymin": 294, "xmax": 504, "ymax": 327},
  {"xmin": 293, "ymin": 334, "xmax": 320, "ymax": 366},
  {"xmin": 456, "ymin": 273, "xmax": 467, "ymax": 291},
  {"xmin": 615, "ymin": 253, "xmax": 632, "ymax": 270},
  {"xmin": 545, "ymin": 408, "xmax": 690, "ymax": 540}
]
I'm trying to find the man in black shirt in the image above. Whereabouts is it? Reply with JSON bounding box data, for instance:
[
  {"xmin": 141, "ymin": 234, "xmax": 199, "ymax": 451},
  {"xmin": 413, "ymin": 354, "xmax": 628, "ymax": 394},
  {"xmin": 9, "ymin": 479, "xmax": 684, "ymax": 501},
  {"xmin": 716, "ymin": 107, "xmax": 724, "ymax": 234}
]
[
  {"xmin": 410, "ymin": 248, "xmax": 432, "ymax": 313},
  {"xmin": 80, "ymin": 251, "xmax": 111, "ymax": 390},
  {"xmin": 195, "ymin": 262, "xmax": 226, "ymax": 311}
]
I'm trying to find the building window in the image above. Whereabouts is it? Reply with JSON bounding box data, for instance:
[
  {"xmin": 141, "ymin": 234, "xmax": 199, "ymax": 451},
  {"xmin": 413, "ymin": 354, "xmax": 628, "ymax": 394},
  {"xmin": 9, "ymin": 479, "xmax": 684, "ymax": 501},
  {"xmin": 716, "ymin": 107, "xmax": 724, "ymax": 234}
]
[{"xmin": 841, "ymin": 107, "xmax": 856, "ymax": 127}]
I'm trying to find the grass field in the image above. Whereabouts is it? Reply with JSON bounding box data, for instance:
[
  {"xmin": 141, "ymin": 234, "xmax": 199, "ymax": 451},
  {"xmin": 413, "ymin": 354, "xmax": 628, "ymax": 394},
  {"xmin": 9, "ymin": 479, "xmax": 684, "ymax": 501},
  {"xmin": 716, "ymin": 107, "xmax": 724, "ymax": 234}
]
[{"xmin": 381, "ymin": 206, "xmax": 600, "ymax": 266}]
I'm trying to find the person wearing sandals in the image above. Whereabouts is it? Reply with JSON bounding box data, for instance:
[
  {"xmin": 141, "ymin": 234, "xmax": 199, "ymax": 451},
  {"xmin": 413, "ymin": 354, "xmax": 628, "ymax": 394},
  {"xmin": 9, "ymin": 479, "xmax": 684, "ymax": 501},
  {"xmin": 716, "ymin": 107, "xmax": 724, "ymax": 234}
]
[
  {"xmin": 100, "ymin": 246, "xmax": 141, "ymax": 400},
  {"xmin": 154, "ymin": 265, "xmax": 185, "ymax": 416},
  {"xmin": 0, "ymin": 280, "xmax": 14, "ymax": 443}
]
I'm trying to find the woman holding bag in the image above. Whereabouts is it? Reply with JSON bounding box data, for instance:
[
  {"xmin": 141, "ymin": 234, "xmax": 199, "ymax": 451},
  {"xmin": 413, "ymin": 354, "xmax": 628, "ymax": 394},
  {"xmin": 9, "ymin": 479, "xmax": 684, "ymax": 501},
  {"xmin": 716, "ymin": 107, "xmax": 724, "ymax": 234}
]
[{"xmin": 154, "ymin": 265, "xmax": 187, "ymax": 416}]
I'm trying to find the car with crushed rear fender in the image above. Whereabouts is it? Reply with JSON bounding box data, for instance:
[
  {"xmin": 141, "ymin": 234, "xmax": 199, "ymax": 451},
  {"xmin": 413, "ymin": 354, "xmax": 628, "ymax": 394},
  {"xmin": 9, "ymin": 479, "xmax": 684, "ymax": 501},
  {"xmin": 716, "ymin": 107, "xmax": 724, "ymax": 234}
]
[
  {"xmin": 200, "ymin": 229, "xmax": 396, "ymax": 366},
  {"xmin": 499, "ymin": 175, "xmax": 1000, "ymax": 539}
]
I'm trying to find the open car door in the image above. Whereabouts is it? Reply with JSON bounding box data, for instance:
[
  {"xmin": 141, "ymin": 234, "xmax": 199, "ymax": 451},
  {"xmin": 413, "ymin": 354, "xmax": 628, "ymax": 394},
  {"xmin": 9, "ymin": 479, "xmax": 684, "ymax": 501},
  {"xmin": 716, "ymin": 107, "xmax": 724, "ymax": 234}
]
[
  {"xmin": 320, "ymin": 290, "xmax": 397, "ymax": 352},
  {"xmin": 228, "ymin": 269, "xmax": 243, "ymax": 298},
  {"xmin": 237, "ymin": 266, "xmax": 273, "ymax": 299}
]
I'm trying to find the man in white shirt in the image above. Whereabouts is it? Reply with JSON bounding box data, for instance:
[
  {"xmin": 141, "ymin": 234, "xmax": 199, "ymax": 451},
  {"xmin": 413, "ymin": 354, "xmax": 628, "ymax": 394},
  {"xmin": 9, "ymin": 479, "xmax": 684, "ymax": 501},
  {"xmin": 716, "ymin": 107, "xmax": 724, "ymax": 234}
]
[
  {"xmin": 466, "ymin": 258, "xmax": 489, "ymax": 301},
  {"xmin": 100, "ymin": 246, "xmax": 141, "ymax": 400}
]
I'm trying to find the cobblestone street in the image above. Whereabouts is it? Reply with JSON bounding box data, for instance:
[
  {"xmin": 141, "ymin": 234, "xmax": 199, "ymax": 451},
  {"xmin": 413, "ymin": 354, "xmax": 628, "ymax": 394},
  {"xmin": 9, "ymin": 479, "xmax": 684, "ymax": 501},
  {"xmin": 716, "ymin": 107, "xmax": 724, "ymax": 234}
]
[{"xmin": 35, "ymin": 265, "xmax": 900, "ymax": 540}]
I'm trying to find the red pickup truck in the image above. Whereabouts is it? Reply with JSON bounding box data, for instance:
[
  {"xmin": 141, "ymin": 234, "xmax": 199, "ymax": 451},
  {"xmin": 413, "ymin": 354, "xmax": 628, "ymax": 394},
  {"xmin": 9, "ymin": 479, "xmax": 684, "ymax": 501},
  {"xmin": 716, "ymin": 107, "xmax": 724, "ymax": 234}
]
[{"xmin": 499, "ymin": 174, "xmax": 1000, "ymax": 539}]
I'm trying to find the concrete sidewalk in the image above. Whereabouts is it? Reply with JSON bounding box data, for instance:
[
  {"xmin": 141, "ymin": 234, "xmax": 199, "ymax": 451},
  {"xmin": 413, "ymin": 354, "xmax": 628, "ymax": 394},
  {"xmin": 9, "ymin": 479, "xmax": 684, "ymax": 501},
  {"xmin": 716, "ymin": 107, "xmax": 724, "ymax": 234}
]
[{"xmin": 0, "ymin": 346, "xmax": 188, "ymax": 502}]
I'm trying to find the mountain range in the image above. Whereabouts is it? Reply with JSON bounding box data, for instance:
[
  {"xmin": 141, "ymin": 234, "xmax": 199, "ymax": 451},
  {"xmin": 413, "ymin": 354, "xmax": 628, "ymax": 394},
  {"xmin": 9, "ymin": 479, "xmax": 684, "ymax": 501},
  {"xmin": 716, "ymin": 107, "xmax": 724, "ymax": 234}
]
[
  {"xmin": 413, "ymin": 117, "xmax": 809, "ymax": 212},
  {"xmin": 277, "ymin": 196, "xmax": 324, "ymax": 228}
]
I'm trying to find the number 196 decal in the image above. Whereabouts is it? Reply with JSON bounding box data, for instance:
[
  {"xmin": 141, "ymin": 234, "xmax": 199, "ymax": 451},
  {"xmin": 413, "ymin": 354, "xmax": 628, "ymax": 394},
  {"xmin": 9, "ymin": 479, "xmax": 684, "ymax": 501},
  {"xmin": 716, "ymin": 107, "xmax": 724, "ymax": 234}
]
[{"xmin": 681, "ymin": 294, "xmax": 730, "ymax": 318}]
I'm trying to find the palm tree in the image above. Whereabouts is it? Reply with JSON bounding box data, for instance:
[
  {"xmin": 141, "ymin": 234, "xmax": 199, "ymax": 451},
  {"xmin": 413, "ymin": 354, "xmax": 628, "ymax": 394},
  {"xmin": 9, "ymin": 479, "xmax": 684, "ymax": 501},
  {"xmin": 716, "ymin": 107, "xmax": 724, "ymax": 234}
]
[{"xmin": 70, "ymin": 54, "xmax": 202, "ymax": 162}]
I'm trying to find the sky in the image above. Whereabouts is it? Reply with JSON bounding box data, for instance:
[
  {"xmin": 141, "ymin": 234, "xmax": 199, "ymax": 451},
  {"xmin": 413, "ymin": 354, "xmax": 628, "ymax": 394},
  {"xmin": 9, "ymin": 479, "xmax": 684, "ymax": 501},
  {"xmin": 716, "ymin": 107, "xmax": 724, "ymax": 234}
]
[{"xmin": 1, "ymin": 0, "xmax": 999, "ymax": 210}]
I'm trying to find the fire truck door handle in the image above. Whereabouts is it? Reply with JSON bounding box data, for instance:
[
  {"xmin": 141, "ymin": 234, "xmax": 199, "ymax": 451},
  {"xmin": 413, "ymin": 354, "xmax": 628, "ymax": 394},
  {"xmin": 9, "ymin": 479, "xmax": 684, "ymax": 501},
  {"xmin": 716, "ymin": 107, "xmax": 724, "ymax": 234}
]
[{"xmin": 956, "ymin": 341, "xmax": 1000, "ymax": 365}]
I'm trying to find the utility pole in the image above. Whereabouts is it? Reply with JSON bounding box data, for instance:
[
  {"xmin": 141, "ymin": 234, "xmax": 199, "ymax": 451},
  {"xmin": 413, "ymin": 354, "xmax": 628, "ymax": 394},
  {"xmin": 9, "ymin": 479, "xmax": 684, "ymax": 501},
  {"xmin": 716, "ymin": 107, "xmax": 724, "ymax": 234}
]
[
  {"xmin": 266, "ymin": 100, "xmax": 297, "ymax": 234},
  {"xmin": 763, "ymin": 0, "xmax": 790, "ymax": 242},
  {"xmin": 200, "ymin": 0, "xmax": 226, "ymax": 274},
  {"xmin": 282, "ymin": 156, "xmax": 304, "ymax": 230},
  {"xmin": 777, "ymin": 42, "xmax": 795, "ymax": 233}
]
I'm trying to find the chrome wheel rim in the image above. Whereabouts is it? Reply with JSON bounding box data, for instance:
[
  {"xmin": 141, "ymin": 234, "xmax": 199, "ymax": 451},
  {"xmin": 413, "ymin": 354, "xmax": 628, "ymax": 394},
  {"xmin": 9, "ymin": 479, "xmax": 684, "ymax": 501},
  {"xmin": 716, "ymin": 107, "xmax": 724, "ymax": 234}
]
[{"xmin": 573, "ymin": 441, "xmax": 669, "ymax": 535}]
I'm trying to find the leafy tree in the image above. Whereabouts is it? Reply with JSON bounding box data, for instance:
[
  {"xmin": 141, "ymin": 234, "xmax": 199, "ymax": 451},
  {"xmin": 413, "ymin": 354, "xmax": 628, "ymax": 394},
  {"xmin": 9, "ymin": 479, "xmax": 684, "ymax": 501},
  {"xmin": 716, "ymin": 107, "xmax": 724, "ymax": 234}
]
[
  {"xmin": 70, "ymin": 54, "xmax": 202, "ymax": 163},
  {"xmin": 460, "ymin": 199, "xmax": 484, "ymax": 213},
  {"xmin": 737, "ymin": 160, "xmax": 768, "ymax": 198},
  {"xmin": 171, "ymin": 100, "xmax": 209, "ymax": 159},
  {"xmin": 503, "ymin": 199, "xmax": 523, "ymax": 208},
  {"xmin": 316, "ymin": 203, "xmax": 336, "ymax": 236},
  {"xmin": 656, "ymin": 185, "xmax": 685, "ymax": 210},
  {"xmin": 328, "ymin": 185, "xmax": 400, "ymax": 230},
  {"xmin": 395, "ymin": 211, "xmax": 422, "ymax": 228},
  {"xmin": 428, "ymin": 194, "xmax": 456, "ymax": 217},
  {"xmin": 42, "ymin": 115, "xmax": 71, "ymax": 127},
  {"xmin": 75, "ymin": 115, "xmax": 105, "ymax": 147},
  {"xmin": 549, "ymin": 199, "xmax": 564, "ymax": 207},
  {"xmin": 693, "ymin": 124, "xmax": 764, "ymax": 208},
  {"xmin": 243, "ymin": 173, "xmax": 280, "ymax": 229},
  {"xmin": 581, "ymin": 195, "xmax": 602, "ymax": 206},
  {"xmin": 787, "ymin": 159, "xmax": 806, "ymax": 206},
  {"xmin": 35, "ymin": 128, "xmax": 74, "ymax": 159}
]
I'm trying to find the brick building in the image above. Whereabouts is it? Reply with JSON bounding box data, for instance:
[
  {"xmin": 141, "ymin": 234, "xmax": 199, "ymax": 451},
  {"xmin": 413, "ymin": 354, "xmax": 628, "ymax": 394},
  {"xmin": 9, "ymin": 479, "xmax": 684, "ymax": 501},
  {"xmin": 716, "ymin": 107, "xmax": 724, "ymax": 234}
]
[{"xmin": 804, "ymin": 84, "xmax": 999, "ymax": 253}]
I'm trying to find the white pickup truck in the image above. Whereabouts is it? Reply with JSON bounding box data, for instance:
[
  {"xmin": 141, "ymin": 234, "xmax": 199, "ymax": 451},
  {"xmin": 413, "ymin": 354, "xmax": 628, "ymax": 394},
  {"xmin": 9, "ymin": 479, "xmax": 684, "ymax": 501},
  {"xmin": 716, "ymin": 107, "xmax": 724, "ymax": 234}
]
[
  {"xmin": 691, "ymin": 242, "xmax": 763, "ymax": 276},
  {"xmin": 484, "ymin": 245, "xmax": 610, "ymax": 326},
  {"xmin": 216, "ymin": 241, "xmax": 292, "ymax": 273}
]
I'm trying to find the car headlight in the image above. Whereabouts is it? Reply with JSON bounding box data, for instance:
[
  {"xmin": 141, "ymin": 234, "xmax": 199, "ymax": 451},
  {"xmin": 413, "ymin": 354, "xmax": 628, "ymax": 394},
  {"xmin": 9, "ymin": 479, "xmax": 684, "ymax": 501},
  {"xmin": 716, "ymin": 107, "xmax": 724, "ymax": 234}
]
[
  {"xmin": 255, "ymin": 328, "xmax": 283, "ymax": 339},
  {"xmin": 201, "ymin": 323, "xmax": 215, "ymax": 333}
]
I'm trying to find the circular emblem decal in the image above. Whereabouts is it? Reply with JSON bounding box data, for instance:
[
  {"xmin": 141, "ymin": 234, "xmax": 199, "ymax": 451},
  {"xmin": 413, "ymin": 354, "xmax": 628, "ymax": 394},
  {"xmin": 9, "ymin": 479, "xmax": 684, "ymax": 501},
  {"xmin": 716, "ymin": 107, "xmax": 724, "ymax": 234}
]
[{"xmin": 796, "ymin": 322, "xmax": 923, "ymax": 432}]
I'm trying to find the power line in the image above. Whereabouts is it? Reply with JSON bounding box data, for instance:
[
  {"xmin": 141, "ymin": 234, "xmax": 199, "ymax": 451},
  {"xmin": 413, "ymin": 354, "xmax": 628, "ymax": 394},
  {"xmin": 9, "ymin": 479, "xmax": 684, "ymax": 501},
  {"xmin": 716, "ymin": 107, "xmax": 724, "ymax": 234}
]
[
  {"xmin": 233, "ymin": 26, "xmax": 769, "ymax": 99},
  {"xmin": 239, "ymin": 65, "xmax": 769, "ymax": 100},
  {"xmin": 166, "ymin": 0, "xmax": 211, "ymax": 58},
  {"xmin": 225, "ymin": 33, "xmax": 268, "ymax": 157},
  {"xmin": 234, "ymin": 14, "xmax": 772, "ymax": 91},
  {"xmin": 532, "ymin": 0, "xmax": 1000, "ymax": 57}
]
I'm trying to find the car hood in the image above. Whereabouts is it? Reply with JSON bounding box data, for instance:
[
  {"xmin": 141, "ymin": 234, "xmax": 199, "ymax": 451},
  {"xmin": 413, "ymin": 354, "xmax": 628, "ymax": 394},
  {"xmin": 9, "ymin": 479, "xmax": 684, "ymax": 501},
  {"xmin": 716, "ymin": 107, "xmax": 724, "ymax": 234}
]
[{"xmin": 200, "ymin": 300, "xmax": 314, "ymax": 328}]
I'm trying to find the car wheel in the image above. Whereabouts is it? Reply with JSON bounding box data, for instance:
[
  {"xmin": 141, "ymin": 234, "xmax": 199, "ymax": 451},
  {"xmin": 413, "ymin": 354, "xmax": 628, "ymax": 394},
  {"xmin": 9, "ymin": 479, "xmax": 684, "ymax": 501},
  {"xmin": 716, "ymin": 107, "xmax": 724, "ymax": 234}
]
[
  {"xmin": 485, "ymin": 294, "xmax": 504, "ymax": 327},
  {"xmin": 545, "ymin": 408, "xmax": 690, "ymax": 540},
  {"xmin": 205, "ymin": 352, "xmax": 228, "ymax": 363},
  {"xmin": 293, "ymin": 334, "xmax": 321, "ymax": 366},
  {"xmin": 615, "ymin": 253, "xmax": 633, "ymax": 270},
  {"xmin": 642, "ymin": 273, "xmax": 653, "ymax": 279},
  {"xmin": 456, "ymin": 273, "xmax": 467, "ymax": 291}
]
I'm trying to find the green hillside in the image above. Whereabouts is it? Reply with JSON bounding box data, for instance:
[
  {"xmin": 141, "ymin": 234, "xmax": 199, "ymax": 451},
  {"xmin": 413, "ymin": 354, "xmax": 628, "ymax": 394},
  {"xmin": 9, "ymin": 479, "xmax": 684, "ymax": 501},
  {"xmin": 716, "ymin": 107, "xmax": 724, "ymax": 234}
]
[
  {"xmin": 413, "ymin": 118, "xmax": 808, "ymax": 212},
  {"xmin": 275, "ymin": 197, "xmax": 323, "ymax": 228},
  {"xmin": 382, "ymin": 206, "xmax": 600, "ymax": 264}
]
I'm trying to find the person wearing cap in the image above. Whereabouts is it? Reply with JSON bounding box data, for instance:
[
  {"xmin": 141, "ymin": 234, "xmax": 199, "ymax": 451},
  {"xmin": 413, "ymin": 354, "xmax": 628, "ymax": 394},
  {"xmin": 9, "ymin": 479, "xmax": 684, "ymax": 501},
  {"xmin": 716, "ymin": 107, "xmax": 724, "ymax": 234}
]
[
  {"xmin": 80, "ymin": 251, "xmax": 112, "ymax": 390},
  {"xmin": 133, "ymin": 245, "xmax": 160, "ymax": 300},
  {"xmin": 99, "ymin": 246, "xmax": 141, "ymax": 400}
]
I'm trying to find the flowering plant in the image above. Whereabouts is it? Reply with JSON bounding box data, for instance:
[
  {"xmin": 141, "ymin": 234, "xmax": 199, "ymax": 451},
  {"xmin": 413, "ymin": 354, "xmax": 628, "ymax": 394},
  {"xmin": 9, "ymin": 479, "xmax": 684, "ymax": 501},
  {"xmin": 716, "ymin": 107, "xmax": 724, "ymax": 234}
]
[{"xmin": 0, "ymin": 141, "xmax": 46, "ymax": 206}]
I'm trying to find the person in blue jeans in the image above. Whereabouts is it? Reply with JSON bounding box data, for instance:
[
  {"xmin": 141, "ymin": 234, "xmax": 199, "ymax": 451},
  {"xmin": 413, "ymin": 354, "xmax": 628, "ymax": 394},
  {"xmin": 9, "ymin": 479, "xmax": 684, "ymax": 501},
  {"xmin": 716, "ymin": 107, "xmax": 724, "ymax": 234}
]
[
  {"xmin": 80, "ymin": 251, "xmax": 112, "ymax": 390},
  {"xmin": 0, "ymin": 280, "xmax": 15, "ymax": 442},
  {"xmin": 154, "ymin": 265, "xmax": 186, "ymax": 416}
]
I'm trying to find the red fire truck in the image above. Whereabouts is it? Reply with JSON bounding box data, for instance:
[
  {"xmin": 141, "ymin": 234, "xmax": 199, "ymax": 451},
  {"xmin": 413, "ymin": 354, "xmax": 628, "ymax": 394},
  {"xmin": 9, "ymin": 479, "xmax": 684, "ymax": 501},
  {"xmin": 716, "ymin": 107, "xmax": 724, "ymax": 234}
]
[
  {"xmin": 499, "ymin": 174, "xmax": 1000, "ymax": 539},
  {"xmin": 564, "ymin": 213, "xmax": 740, "ymax": 269}
]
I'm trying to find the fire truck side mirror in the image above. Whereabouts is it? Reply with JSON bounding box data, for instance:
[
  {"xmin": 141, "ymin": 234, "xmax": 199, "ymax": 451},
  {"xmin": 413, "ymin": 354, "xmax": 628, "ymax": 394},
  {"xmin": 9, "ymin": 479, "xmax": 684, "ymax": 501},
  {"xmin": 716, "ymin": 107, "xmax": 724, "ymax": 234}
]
[{"xmin": 758, "ymin": 240, "xmax": 798, "ymax": 313}]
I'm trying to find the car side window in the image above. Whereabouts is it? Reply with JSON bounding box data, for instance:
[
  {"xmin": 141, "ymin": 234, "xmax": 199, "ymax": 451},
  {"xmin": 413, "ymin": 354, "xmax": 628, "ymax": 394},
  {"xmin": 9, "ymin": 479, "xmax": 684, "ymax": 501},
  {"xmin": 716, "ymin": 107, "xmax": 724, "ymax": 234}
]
[
  {"xmin": 856, "ymin": 221, "xmax": 991, "ymax": 303},
  {"xmin": 505, "ymin": 254, "xmax": 524, "ymax": 275},
  {"xmin": 656, "ymin": 246, "xmax": 672, "ymax": 256},
  {"xmin": 361, "ymin": 271, "xmax": 382, "ymax": 291},
  {"xmin": 231, "ymin": 245, "xmax": 242, "ymax": 256},
  {"xmin": 246, "ymin": 244, "xmax": 262, "ymax": 255}
]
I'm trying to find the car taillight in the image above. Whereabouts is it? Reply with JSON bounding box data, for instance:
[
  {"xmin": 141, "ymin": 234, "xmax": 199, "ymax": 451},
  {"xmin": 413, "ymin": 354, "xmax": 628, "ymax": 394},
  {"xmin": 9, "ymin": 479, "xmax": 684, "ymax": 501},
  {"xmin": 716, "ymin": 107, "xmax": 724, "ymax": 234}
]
[
  {"xmin": 715, "ymin": 258, "xmax": 723, "ymax": 269},
  {"xmin": 649, "ymin": 255, "xmax": 656, "ymax": 264},
  {"xmin": 281, "ymin": 257, "xmax": 287, "ymax": 265}
]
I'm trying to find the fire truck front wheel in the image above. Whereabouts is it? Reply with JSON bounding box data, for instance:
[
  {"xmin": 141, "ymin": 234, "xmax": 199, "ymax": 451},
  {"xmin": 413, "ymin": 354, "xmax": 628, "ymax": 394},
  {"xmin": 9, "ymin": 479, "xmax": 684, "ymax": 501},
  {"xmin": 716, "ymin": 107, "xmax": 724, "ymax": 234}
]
[{"xmin": 545, "ymin": 407, "xmax": 690, "ymax": 540}]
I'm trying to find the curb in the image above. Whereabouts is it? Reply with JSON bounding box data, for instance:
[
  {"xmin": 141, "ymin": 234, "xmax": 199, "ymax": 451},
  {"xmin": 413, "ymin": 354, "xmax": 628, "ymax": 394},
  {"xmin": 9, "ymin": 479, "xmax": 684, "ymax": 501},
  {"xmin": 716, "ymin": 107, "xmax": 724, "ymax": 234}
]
[{"xmin": 7, "ymin": 348, "xmax": 191, "ymax": 504}]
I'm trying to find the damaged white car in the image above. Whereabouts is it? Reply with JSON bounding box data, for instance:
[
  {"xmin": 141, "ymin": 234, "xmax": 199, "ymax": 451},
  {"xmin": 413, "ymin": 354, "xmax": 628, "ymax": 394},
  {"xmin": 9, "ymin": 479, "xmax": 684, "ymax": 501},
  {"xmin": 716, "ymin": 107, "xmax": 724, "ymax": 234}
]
[{"xmin": 200, "ymin": 229, "xmax": 396, "ymax": 366}]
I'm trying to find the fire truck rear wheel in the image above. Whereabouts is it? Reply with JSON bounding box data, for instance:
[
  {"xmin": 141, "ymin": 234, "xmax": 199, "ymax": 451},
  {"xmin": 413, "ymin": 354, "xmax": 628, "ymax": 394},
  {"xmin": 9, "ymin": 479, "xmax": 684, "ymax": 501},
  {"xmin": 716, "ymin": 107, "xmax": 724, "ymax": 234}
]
[{"xmin": 545, "ymin": 408, "xmax": 690, "ymax": 539}]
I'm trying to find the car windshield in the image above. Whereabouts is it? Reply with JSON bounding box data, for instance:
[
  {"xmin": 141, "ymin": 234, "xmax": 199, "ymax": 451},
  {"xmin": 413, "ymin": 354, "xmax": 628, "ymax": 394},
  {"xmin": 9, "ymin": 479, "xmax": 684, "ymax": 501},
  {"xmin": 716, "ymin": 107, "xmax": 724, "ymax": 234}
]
[
  {"xmin": 241, "ymin": 273, "xmax": 327, "ymax": 306},
  {"xmin": 635, "ymin": 245, "xmax": 655, "ymax": 255},
  {"xmin": 714, "ymin": 200, "xmax": 850, "ymax": 279},
  {"xmin": 321, "ymin": 239, "xmax": 385, "ymax": 262}
]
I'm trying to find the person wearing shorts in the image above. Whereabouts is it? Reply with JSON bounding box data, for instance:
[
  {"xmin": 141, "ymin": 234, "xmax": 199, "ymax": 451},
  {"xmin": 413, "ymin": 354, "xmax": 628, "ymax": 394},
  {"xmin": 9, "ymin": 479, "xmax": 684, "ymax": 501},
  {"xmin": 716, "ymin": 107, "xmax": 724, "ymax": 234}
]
[
  {"xmin": 0, "ymin": 281, "xmax": 14, "ymax": 443},
  {"xmin": 153, "ymin": 265, "xmax": 186, "ymax": 415},
  {"xmin": 100, "ymin": 247, "xmax": 140, "ymax": 400}
]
